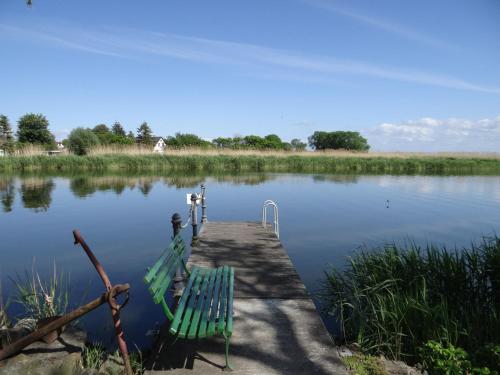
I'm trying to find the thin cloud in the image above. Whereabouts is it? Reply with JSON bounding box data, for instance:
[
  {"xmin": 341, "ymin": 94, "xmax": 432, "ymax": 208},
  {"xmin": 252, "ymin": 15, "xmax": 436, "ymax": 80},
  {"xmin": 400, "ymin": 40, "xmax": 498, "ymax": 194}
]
[
  {"xmin": 1, "ymin": 23, "xmax": 497, "ymax": 94},
  {"xmin": 304, "ymin": 0, "xmax": 457, "ymax": 50},
  {"xmin": 366, "ymin": 116, "xmax": 500, "ymax": 151}
]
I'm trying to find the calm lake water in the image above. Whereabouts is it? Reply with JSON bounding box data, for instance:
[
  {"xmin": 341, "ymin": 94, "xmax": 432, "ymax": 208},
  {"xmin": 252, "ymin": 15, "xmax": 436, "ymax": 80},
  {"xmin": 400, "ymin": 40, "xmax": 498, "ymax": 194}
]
[{"xmin": 1, "ymin": 173, "xmax": 500, "ymax": 349}]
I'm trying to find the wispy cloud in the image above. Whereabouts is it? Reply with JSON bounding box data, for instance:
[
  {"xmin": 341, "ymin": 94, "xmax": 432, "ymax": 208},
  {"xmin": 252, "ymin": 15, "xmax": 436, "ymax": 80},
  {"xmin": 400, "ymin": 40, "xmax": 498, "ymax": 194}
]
[
  {"xmin": 366, "ymin": 115, "xmax": 500, "ymax": 151},
  {"xmin": 1, "ymin": 22, "xmax": 497, "ymax": 94},
  {"xmin": 303, "ymin": 0, "xmax": 456, "ymax": 51}
]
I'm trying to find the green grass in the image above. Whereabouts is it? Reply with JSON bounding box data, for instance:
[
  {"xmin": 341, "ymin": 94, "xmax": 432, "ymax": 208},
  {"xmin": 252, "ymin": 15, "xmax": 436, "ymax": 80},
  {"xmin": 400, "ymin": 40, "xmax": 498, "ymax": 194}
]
[
  {"xmin": 0, "ymin": 154, "xmax": 500, "ymax": 174},
  {"xmin": 323, "ymin": 236, "xmax": 500, "ymax": 366},
  {"xmin": 343, "ymin": 354, "xmax": 388, "ymax": 375}
]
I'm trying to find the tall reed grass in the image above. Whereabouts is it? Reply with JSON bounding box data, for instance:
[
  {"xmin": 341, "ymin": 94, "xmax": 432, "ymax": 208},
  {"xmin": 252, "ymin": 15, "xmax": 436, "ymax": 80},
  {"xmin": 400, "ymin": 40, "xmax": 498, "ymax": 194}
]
[
  {"xmin": 1, "ymin": 153, "xmax": 499, "ymax": 174},
  {"xmin": 323, "ymin": 237, "xmax": 500, "ymax": 364}
]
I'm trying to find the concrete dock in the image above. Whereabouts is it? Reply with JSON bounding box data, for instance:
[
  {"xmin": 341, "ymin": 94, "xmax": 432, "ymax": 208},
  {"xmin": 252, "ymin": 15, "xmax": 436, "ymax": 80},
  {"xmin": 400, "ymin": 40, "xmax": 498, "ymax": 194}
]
[{"xmin": 146, "ymin": 222, "xmax": 347, "ymax": 374}]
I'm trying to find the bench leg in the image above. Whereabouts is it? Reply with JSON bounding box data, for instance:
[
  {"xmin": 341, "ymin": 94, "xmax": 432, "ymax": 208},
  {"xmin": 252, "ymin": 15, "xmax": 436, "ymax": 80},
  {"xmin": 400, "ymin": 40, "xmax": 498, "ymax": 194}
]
[{"xmin": 222, "ymin": 332, "xmax": 233, "ymax": 371}]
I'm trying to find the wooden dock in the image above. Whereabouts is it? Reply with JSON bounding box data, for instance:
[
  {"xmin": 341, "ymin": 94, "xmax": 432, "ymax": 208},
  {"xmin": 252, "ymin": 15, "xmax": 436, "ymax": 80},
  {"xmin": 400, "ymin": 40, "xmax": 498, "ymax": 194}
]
[{"xmin": 146, "ymin": 222, "xmax": 347, "ymax": 374}]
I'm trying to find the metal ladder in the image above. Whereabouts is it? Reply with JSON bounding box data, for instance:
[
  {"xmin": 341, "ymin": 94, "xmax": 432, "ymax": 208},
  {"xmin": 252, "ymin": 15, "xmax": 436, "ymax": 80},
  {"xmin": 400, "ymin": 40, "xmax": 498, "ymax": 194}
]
[{"xmin": 262, "ymin": 200, "xmax": 279, "ymax": 239}]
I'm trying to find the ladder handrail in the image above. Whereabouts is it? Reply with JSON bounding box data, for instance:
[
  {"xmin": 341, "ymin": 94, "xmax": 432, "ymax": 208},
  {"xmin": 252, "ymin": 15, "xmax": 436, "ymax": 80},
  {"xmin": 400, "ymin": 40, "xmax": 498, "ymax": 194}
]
[{"xmin": 262, "ymin": 200, "xmax": 279, "ymax": 239}]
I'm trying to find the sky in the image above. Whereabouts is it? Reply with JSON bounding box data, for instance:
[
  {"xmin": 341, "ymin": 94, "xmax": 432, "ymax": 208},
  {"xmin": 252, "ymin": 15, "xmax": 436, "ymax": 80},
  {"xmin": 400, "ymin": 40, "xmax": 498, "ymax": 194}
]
[{"xmin": 1, "ymin": 0, "xmax": 499, "ymax": 151}]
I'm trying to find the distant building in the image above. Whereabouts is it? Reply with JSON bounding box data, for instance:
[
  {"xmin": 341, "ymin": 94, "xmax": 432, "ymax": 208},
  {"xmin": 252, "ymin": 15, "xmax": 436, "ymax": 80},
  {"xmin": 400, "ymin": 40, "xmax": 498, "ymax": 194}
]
[
  {"xmin": 152, "ymin": 137, "xmax": 166, "ymax": 153},
  {"xmin": 0, "ymin": 149, "xmax": 5, "ymax": 157},
  {"xmin": 56, "ymin": 142, "xmax": 65, "ymax": 150}
]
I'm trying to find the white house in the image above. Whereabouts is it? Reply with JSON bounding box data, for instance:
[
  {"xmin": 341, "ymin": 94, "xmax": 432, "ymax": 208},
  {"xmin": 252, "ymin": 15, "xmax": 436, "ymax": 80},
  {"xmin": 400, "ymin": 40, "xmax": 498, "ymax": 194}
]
[
  {"xmin": 152, "ymin": 137, "xmax": 166, "ymax": 153},
  {"xmin": 56, "ymin": 142, "xmax": 65, "ymax": 150},
  {"xmin": 0, "ymin": 149, "xmax": 5, "ymax": 157}
]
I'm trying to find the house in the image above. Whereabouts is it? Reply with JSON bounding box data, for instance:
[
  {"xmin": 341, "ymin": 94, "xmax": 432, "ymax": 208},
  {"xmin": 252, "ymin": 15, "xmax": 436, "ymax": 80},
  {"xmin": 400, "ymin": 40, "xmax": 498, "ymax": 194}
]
[
  {"xmin": 56, "ymin": 142, "xmax": 65, "ymax": 150},
  {"xmin": 0, "ymin": 149, "xmax": 4, "ymax": 157},
  {"xmin": 152, "ymin": 137, "xmax": 166, "ymax": 153}
]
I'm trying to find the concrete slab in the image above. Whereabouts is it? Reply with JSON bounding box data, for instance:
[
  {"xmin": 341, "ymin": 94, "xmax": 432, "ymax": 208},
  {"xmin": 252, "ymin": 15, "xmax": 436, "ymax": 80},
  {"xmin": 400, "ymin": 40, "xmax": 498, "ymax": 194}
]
[{"xmin": 146, "ymin": 299, "xmax": 346, "ymax": 375}]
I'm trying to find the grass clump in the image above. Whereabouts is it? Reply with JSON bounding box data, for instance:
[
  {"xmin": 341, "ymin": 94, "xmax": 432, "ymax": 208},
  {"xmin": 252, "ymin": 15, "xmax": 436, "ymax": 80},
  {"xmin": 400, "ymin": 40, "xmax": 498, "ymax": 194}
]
[
  {"xmin": 11, "ymin": 262, "xmax": 69, "ymax": 321},
  {"xmin": 82, "ymin": 342, "xmax": 106, "ymax": 370},
  {"xmin": 343, "ymin": 354, "xmax": 387, "ymax": 375},
  {"xmin": 324, "ymin": 236, "xmax": 500, "ymax": 371}
]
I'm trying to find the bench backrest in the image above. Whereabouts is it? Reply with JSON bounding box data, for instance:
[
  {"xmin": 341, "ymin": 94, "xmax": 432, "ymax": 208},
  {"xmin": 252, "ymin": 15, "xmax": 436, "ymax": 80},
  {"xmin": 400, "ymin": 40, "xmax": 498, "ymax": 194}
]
[{"xmin": 144, "ymin": 234, "xmax": 186, "ymax": 319}]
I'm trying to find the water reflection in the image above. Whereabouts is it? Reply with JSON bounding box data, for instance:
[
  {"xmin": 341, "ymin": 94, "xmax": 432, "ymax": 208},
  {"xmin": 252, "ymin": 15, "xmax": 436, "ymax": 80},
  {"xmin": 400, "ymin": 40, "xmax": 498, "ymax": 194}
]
[
  {"xmin": 0, "ymin": 177, "xmax": 15, "ymax": 213},
  {"xmin": 20, "ymin": 178, "xmax": 55, "ymax": 212}
]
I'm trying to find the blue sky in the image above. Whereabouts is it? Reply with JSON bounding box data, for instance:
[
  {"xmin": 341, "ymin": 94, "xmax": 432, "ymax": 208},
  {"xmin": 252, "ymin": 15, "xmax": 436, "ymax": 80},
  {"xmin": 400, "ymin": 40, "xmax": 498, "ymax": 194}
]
[{"xmin": 1, "ymin": 0, "xmax": 499, "ymax": 151}]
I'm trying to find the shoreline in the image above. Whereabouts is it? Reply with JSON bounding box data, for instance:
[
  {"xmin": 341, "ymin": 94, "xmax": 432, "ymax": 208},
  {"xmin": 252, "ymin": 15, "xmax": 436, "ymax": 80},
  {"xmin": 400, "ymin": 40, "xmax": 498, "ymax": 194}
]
[{"xmin": 1, "ymin": 153, "xmax": 500, "ymax": 174}]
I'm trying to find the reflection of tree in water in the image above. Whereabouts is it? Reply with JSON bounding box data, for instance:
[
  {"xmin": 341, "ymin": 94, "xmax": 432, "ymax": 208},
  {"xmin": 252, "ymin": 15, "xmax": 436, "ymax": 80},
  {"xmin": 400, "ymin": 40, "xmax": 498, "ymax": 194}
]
[
  {"xmin": 0, "ymin": 177, "xmax": 16, "ymax": 213},
  {"xmin": 312, "ymin": 174, "xmax": 359, "ymax": 184},
  {"xmin": 20, "ymin": 178, "xmax": 55, "ymax": 212},
  {"xmin": 70, "ymin": 176, "xmax": 144, "ymax": 198},
  {"xmin": 66, "ymin": 173, "xmax": 280, "ymax": 199},
  {"xmin": 138, "ymin": 178, "xmax": 153, "ymax": 196}
]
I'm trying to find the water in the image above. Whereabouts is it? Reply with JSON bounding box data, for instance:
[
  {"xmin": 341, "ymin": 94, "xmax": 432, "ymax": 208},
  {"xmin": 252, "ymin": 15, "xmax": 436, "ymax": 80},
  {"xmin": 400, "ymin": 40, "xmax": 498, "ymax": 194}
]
[{"xmin": 1, "ymin": 173, "xmax": 499, "ymax": 348}]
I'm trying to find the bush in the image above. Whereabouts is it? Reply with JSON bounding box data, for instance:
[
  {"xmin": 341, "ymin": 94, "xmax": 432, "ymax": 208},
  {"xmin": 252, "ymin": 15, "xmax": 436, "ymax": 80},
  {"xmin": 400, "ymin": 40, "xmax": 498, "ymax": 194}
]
[{"xmin": 68, "ymin": 128, "xmax": 100, "ymax": 155}]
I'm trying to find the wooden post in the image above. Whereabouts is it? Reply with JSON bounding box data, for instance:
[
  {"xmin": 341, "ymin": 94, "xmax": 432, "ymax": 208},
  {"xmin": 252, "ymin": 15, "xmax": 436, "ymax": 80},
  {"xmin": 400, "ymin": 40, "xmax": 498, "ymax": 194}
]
[
  {"xmin": 191, "ymin": 193, "xmax": 198, "ymax": 244},
  {"xmin": 171, "ymin": 213, "xmax": 184, "ymax": 297},
  {"xmin": 201, "ymin": 184, "xmax": 207, "ymax": 224}
]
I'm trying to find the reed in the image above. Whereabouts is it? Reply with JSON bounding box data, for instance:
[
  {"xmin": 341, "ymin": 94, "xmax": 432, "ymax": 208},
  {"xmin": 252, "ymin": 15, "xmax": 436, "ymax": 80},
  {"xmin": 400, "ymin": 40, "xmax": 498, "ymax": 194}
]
[
  {"xmin": 1, "ymin": 153, "xmax": 500, "ymax": 174},
  {"xmin": 11, "ymin": 262, "xmax": 70, "ymax": 321},
  {"xmin": 323, "ymin": 237, "xmax": 500, "ymax": 364}
]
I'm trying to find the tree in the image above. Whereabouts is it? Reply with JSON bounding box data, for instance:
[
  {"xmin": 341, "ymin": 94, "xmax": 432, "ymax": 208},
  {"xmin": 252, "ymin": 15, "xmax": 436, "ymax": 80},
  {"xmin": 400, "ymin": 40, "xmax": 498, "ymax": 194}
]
[
  {"xmin": 308, "ymin": 131, "xmax": 370, "ymax": 151},
  {"xmin": 92, "ymin": 124, "xmax": 112, "ymax": 144},
  {"xmin": 17, "ymin": 113, "xmax": 55, "ymax": 146},
  {"xmin": 165, "ymin": 133, "xmax": 211, "ymax": 148},
  {"xmin": 68, "ymin": 128, "xmax": 100, "ymax": 155},
  {"xmin": 127, "ymin": 131, "xmax": 135, "ymax": 141},
  {"xmin": 0, "ymin": 115, "xmax": 14, "ymax": 154},
  {"xmin": 263, "ymin": 134, "xmax": 283, "ymax": 149},
  {"xmin": 291, "ymin": 138, "xmax": 307, "ymax": 151},
  {"xmin": 136, "ymin": 122, "xmax": 154, "ymax": 145},
  {"xmin": 111, "ymin": 122, "xmax": 126, "ymax": 137}
]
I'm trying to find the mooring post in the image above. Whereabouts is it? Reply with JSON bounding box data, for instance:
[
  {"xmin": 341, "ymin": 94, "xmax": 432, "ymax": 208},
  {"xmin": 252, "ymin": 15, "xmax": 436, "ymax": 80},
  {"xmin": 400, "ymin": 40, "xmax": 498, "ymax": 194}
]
[
  {"xmin": 201, "ymin": 184, "xmax": 207, "ymax": 224},
  {"xmin": 171, "ymin": 213, "xmax": 184, "ymax": 297},
  {"xmin": 191, "ymin": 193, "xmax": 199, "ymax": 244}
]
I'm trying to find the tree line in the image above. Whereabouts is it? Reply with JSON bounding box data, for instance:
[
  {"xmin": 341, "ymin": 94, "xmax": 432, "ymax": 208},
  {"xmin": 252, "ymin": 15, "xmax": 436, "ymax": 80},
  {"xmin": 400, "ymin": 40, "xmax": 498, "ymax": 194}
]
[{"xmin": 0, "ymin": 113, "xmax": 370, "ymax": 155}]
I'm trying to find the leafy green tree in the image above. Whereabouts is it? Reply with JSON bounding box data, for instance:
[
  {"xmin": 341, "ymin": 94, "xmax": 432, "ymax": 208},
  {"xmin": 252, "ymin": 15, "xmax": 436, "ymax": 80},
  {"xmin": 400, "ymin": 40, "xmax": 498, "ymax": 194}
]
[
  {"xmin": 0, "ymin": 115, "xmax": 15, "ymax": 154},
  {"xmin": 68, "ymin": 128, "xmax": 100, "ymax": 155},
  {"xmin": 111, "ymin": 122, "xmax": 126, "ymax": 137},
  {"xmin": 212, "ymin": 137, "xmax": 235, "ymax": 148},
  {"xmin": 137, "ymin": 122, "xmax": 153, "ymax": 145},
  {"xmin": 17, "ymin": 113, "xmax": 55, "ymax": 146},
  {"xmin": 263, "ymin": 134, "xmax": 283, "ymax": 149},
  {"xmin": 92, "ymin": 124, "xmax": 112, "ymax": 144},
  {"xmin": 308, "ymin": 131, "xmax": 370, "ymax": 151},
  {"xmin": 165, "ymin": 133, "xmax": 211, "ymax": 148},
  {"xmin": 290, "ymin": 138, "xmax": 307, "ymax": 151},
  {"xmin": 243, "ymin": 135, "xmax": 265, "ymax": 149},
  {"xmin": 127, "ymin": 131, "xmax": 135, "ymax": 142}
]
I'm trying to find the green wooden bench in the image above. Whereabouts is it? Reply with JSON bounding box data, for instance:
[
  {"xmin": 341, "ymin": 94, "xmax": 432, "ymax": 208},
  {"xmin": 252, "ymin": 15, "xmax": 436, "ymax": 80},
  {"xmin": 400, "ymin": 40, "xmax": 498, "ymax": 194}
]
[{"xmin": 144, "ymin": 234, "xmax": 235, "ymax": 371}]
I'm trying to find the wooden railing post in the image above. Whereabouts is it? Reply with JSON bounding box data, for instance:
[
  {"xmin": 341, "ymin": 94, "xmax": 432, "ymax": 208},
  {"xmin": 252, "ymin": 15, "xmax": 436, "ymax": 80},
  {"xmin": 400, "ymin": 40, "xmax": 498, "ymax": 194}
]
[
  {"xmin": 171, "ymin": 213, "xmax": 184, "ymax": 297},
  {"xmin": 191, "ymin": 193, "xmax": 198, "ymax": 244},
  {"xmin": 201, "ymin": 184, "xmax": 207, "ymax": 224}
]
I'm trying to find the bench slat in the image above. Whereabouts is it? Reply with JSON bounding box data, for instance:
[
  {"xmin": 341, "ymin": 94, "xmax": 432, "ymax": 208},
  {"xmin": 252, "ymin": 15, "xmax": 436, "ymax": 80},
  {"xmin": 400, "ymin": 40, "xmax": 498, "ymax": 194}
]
[
  {"xmin": 217, "ymin": 266, "xmax": 229, "ymax": 334},
  {"xmin": 169, "ymin": 267, "xmax": 200, "ymax": 335},
  {"xmin": 144, "ymin": 249, "xmax": 174, "ymax": 284},
  {"xmin": 197, "ymin": 268, "xmax": 217, "ymax": 339},
  {"xmin": 187, "ymin": 268, "xmax": 212, "ymax": 339},
  {"xmin": 179, "ymin": 269, "xmax": 205, "ymax": 338},
  {"xmin": 151, "ymin": 256, "xmax": 182, "ymax": 304},
  {"xmin": 225, "ymin": 267, "xmax": 234, "ymax": 336},
  {"xmin": 148, "ymin": 251, "xmax": 180, "ymax": 294},
  {"xmin": 207, "ymin": 267, "xmax": 224, "ymax": 337}
]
